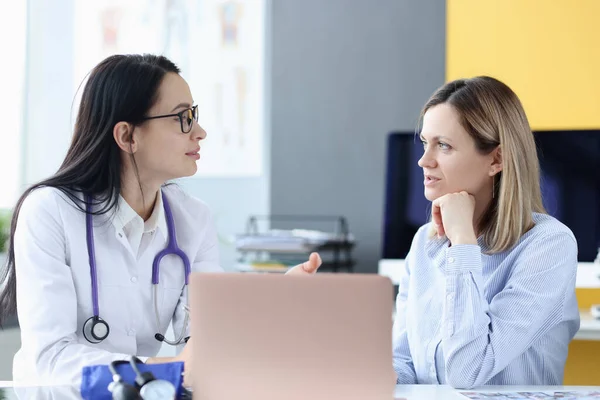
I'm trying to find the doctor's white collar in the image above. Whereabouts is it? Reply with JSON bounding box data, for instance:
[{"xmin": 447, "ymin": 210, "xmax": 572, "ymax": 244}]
[{"xmin": 114, "ymin": 191, "xmax": 168, "ymax": 236}]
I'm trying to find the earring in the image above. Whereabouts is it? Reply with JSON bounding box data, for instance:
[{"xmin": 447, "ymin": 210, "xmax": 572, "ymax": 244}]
[{"xmin": 492, "ymin": 174, "xmax": 496, "ymax": 199}]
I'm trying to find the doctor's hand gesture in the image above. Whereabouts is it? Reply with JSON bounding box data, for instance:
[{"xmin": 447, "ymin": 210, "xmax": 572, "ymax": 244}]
[{"xmin": 285, "ymin": 252, "xmax": 322, "ymax": 275}]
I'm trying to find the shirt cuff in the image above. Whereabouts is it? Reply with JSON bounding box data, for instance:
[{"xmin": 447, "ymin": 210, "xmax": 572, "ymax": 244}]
[{"xmin": 444, "ymin": 244, "xmax": 482, "ymax": 274}]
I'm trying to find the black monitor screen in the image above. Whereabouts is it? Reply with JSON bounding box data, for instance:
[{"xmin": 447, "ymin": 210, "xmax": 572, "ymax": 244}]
[{"xmin": 382, "ymin": 130, "xmax": 600, "ymax": 262}]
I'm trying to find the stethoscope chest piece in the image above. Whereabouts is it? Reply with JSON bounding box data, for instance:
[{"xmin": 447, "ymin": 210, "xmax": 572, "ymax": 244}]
[{"xmin": 83, "ymin": 315, "xmax": 110, "ymax": 343}]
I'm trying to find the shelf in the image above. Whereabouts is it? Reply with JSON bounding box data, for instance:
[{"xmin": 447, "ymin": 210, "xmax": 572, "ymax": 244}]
[
  {"xmin": 237, "ymin": 242, "xmax": 355, "ymax": 254},
  {"xmin": 237, "ymin": 215, "xmax": 356, "ymax": 273}
]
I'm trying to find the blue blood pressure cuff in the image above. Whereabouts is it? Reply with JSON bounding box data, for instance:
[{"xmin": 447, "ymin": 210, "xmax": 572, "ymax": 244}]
[{"xmin": 80, "ymin": 359, "xmax": 185, "ymax": 399}]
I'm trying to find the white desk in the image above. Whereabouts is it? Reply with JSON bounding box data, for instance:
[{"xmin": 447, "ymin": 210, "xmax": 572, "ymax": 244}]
[
  {"xmin": 2, "ymin": 383, "xmax": 600, "ymax": 399},
  {"xmin": 394, "ymin": 385, "xmax": 600, "ymax": 399},
  {"xmin": 379, "ymin": 259, "xmax": 600, "ymax": 341}
]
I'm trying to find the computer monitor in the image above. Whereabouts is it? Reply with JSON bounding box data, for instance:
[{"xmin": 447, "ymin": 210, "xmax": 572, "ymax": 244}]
[
  {"xmin": 382, "ymin": 130, "xmax": 600, "ymax": 262},
  {"xmin": 381, "ymin": 132, "xmax": 428, "ymax": 260}
]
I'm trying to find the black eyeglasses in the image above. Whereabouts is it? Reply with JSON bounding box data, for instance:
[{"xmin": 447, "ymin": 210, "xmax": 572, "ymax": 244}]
[{"xmin": 141, "ymin": 105, "xmax": 199, "ymax": 134}]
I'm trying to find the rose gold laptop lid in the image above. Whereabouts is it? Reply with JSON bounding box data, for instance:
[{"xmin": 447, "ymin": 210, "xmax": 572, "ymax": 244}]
[{"xmin": 189, "ymin": 273, "xmax": 397, "ymax": 400}]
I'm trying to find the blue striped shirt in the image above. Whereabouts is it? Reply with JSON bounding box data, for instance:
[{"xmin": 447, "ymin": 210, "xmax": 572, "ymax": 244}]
[{"xmin": 392, "ymin": 212, "xmax": 580, "ymax": 389}]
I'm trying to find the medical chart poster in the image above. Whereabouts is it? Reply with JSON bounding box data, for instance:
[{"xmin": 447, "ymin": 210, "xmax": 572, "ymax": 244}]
[{"xmin": 74, "ymin": 0, "xmax": 265, "ymax": 177}]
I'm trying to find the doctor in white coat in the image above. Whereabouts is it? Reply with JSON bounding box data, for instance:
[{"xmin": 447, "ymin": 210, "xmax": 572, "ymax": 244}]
[{"xmin": 0, "ymin": 54, "xmax": 321, "ymax": 386}]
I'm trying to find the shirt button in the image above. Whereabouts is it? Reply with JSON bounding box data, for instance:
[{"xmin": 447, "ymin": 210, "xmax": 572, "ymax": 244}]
[
  {"xmin": 131, "ymin": 276, "xmax": 138, "ymax": 283},
  {"xmin": 447, "ymin": 293, "xmax": 455, "ymax": 301},
  {"xmin": 448, "ymin": 257, "xmax": 455, "ymax": 264},
  {"xmin": 128, "ymin": 329, "xmax": 136, "ymax": 336}
]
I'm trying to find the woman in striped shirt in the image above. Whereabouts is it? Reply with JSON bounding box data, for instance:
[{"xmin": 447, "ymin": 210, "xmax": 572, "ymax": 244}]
[{"xmin": 392, "ymin": 76, "xmax": 579, "ymax": 389}]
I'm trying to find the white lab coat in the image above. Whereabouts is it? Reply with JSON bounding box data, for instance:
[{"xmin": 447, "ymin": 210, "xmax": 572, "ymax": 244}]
[{"xmin": 12, "ymin": 184, "xmax": 222, "ymax": 385}]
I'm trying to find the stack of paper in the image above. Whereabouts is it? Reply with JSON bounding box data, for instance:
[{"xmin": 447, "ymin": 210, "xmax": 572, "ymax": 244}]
[
  {"xmin": 235, "ymin": 229, "xmax": 354, "ymax": 253},
  {"xmin": 461, "ymin": 390, "xmax": 600, "ymax": 400}
]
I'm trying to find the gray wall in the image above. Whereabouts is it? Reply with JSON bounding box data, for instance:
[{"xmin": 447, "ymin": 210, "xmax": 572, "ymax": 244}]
[{"xmin": 270, "ymin": 0, "xmax": 446, "ymax": 273}]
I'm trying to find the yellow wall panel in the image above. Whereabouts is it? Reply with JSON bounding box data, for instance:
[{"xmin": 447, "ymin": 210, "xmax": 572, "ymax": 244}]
[
  {"xmin": 577, "ymin": 289, "xmax": 600, "ymax": 310},
  {"xmin": 567, "ymin": 288, "xmax": 600, "ymax": 385},
  {"xmin": 564, "ymin": 340, "xmax": 600, "ymax": 385},
  {"xmin": 446, "ymin": 0, "xmax": 600, "ymax": 130}
]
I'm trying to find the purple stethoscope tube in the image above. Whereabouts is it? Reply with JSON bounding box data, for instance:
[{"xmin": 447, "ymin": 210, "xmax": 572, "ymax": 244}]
[{"xmin": 82, "ymin": 190, "xmax": 191, "ymax": 345}]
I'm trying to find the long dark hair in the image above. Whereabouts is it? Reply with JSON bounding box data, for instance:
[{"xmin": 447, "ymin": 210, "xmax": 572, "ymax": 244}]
[{"xmin": 0, "ymin": 54, "xmax": 180, "ymax": 326}]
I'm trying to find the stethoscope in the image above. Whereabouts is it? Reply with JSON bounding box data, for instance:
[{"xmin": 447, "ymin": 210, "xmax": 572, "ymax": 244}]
[{"xmin": 82, "ymin": 190, "xmax": 191, "ymax": 346}]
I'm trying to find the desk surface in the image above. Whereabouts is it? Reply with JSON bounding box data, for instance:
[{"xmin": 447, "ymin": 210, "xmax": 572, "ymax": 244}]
[{"xmin": 2, "ymin": 383, "xmax": 600, "ymax": 399}]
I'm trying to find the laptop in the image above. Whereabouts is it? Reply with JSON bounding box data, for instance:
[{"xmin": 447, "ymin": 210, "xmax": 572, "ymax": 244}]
[{"xmin": 189, "ymin": 273, "xmax": 397, "ymax": 400}]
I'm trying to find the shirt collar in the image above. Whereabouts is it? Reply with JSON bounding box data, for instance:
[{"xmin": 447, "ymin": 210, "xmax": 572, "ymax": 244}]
[
  {"xmin": 114, "ymin": 190, "xmax": 168, "ymax": 235},
  {"xmin": 145, "ymin": 191, "xmax": 168, "ymax": 234}
]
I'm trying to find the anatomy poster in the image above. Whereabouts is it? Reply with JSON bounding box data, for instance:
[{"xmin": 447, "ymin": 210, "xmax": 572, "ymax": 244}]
[{"xmin": 74, "ymin": 0, "xmax": 265, "ymax": 177}]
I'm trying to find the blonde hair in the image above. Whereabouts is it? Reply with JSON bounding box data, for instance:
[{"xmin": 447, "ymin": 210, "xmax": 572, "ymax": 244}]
[{"xmin": 422, "ymin": 76, "xmax": 546, "ymax": 253}]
